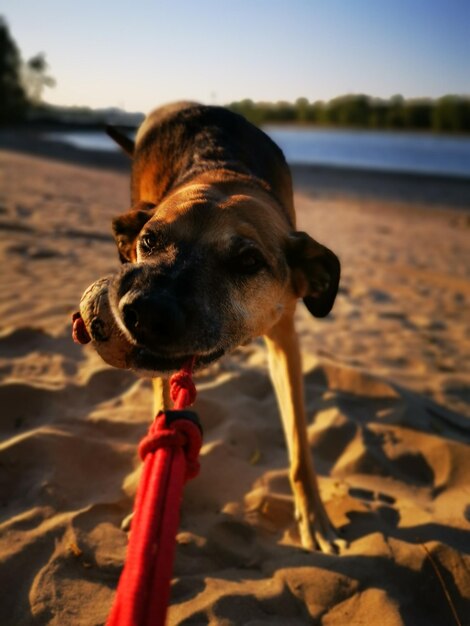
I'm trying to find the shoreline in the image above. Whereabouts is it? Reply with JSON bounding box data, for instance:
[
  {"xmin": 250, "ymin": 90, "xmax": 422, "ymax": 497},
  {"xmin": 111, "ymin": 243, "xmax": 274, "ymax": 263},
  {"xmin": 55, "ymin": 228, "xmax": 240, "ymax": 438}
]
[
  {"xmin": 1, "ymin": 128, "xmax": 470, "ymax": 209},
  {"xmin": 291, "ymin": 163, "xmax": 470, "ymax": 210},
  {"xmin": 0, "ymin": 128, "xmax": 131, "ymax": 173}
]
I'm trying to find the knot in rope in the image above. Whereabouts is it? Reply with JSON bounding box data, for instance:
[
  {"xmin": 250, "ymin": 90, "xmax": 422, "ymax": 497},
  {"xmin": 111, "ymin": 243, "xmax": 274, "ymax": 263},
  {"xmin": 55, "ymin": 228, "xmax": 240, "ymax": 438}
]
[
  {"xmin": 169, "ymin": 369, "xmax": 197, "ymax": 407},
  {"xmin": 138, "ymin": 413, "xmax": 202, "ymax": 480}
]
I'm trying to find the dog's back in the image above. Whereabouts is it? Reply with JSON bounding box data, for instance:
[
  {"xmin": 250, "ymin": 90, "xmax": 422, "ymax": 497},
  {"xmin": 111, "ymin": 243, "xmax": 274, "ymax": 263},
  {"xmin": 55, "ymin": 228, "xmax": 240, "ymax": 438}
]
[{"xmin": 131, "ymin": 102, "xmax": 294, "ymax": 219}]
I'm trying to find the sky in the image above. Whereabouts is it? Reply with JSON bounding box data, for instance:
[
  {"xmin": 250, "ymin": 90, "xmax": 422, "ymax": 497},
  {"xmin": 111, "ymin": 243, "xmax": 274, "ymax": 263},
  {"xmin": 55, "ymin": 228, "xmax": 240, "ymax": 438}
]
[{"xmin": 2, "ymin": 0, "xmax": 470, "ymax": 113}]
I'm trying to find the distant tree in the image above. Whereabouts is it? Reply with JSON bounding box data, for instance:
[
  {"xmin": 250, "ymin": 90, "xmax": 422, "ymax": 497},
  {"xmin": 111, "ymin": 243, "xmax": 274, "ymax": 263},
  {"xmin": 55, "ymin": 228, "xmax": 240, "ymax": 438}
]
[
  {"xmin": 22, "ymin": 52, "xmax": 56, "ymax": 103},
  {"xmin": 369, "ymin": 98, "xmax": 389, "ymax": 129},
  {"xmin": 295, "ymin": 97, "xmax": 310, "ymax": 123},
  {"xmin": 272, "ymin": 101, "xmax": 296, "ymax": 122},
  {"xmin": 402, "ymin": 98, "xmax": 432, "ymax": 129},
  {"xmin": 325, "ymin": 95, "xmax": 372, "ymax": 126},
  {"xmin": 229, "ymin": 98, "xmax": 264, "ymax": 125},
  {"xmin": 311, "ymin": 100, "xmax": 327, "ymax": 124},
  {"xmin": 324, "ymin": 96, "xmax": 341, "ymax": 125},
  {"xmin": 0, "ymin": 16, "xmax": 27, "ymax": 122},
  {"xmin": 433, "ymin": 95, "xmax": 470, "ymax": 132},
  {"xmin": 386, "ymin": 94, "xmax": 405, "ymax": 129},
  {"xmin": 339, "ymin": 95, "xmax": 371, "ymax": 127}
]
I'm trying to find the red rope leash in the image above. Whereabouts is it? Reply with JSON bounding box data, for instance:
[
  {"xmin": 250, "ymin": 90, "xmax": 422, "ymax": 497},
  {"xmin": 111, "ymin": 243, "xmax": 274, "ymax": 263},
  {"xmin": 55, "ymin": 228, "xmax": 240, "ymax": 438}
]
[{"xmin": 106, "ymin": 358, "xmax": 201, "ymax": 626}]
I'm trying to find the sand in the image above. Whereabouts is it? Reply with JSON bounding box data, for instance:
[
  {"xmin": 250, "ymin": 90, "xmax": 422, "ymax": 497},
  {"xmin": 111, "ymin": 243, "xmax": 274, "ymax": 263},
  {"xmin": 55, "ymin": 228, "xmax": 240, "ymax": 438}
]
[{"xmin": 0, "ymin": 145, "xmax": 469, "ymax": 625}]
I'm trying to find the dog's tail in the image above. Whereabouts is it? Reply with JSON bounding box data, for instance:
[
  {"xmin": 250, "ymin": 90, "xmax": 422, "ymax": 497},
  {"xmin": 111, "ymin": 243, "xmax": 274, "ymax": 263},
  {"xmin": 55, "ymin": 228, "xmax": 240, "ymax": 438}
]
[{"xmin": 106, "ymin": 125, "xmax": 135, "ymax": 157}]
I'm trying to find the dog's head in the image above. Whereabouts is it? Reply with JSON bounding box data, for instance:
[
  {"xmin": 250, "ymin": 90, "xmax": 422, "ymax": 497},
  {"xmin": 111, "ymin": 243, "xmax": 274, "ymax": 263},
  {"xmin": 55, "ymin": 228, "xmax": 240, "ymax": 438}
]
[{"xmin": 109, "ymin": 181, "xmax": 340, "ymax": 374}]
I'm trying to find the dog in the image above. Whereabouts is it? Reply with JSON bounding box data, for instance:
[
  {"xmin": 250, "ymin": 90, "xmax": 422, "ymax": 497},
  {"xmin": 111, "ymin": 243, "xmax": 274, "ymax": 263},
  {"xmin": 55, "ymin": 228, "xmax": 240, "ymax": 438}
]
[{"xmin": 106, "ymin": 102, "xmax": 341, "ymax": 553}]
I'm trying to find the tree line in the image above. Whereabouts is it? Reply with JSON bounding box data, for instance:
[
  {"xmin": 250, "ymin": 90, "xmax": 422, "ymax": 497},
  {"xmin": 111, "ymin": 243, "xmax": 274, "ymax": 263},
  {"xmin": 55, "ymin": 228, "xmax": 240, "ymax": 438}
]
[
  {"xmin": 228, "ymin": 95, "xmax": 470, "ymax": 133},
  {"xmin": 0, "ymin": 16, "xmax": 54, "ymax": 123},
  {"xmin": 2, "ymin": 15, "xmax": 469, "ymax": 133}
]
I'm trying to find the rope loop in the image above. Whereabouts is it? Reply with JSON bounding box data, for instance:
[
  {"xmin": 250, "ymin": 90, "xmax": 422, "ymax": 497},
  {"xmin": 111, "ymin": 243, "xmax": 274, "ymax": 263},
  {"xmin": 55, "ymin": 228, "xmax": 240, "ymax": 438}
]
[
  {"xmin": 138, "ymin": 413, "xmax": 202, "ymax": 480},
  {"xmin": 169, "ymin": 370, "xmax": 197, "ymax": 407}
]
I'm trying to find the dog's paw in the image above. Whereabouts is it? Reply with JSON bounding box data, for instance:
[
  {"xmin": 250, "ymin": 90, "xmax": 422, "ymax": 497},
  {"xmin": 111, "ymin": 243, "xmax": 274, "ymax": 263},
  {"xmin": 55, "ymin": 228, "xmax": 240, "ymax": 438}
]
[
  {"xmin": 296, "ymin": 507, "xmax": 347, "ymax": 554},
  {"xmin": 311, "ymin": 520, "xmax": 347, "ymax": 555}
]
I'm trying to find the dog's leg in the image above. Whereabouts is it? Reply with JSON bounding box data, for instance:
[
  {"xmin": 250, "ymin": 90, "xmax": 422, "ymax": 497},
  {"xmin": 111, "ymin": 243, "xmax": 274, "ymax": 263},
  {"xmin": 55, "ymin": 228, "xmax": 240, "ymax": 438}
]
[
  {"xmin": 264, "ymin": 313, "xmax": 340, "ymax": 553},
  {"xmin": 152, "ymin": 376, "xmax": 171, "ymax": 414}
]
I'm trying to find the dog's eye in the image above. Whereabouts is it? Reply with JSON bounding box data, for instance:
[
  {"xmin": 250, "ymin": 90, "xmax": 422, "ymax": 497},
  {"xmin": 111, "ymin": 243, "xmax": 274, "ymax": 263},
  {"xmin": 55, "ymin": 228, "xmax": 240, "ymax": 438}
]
[
  {"xmin": 234, "ymin": 247, "xmax": 265, "ymax": 275},
  {"xmin": 140, "ymin": 231, "xmax": 157, "ymax": 254}
]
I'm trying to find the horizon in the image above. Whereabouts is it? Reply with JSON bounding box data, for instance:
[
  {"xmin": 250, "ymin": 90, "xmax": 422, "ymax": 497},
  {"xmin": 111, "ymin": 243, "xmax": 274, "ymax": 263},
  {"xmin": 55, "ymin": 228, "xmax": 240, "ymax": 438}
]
[
  {"xmin": 2, "ymin": 0, "xmax": 470, "ymax": 113},
  {"xmin": 35, "ymin": 93, "xmax": 470, "ymax": 117}
]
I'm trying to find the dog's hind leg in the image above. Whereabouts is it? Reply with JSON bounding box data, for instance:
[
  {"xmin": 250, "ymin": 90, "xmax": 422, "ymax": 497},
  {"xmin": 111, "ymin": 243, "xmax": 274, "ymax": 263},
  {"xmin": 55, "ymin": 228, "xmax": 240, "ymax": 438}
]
[{"xmin": 264, "ymin": 313, "xmax": 342, "ymax": 553}]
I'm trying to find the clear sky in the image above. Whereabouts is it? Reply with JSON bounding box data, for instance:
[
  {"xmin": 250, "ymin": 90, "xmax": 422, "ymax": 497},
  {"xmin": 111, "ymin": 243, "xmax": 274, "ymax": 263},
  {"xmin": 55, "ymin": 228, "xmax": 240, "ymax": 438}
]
[{"xmin": 2, "ymin": 0, "xmax": 469, "ymax": 113}]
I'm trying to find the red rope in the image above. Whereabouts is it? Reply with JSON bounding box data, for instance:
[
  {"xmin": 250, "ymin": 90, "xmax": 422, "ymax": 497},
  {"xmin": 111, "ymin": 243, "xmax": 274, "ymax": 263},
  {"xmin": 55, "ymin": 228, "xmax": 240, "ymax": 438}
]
[
  {"xmin": 106, "ymin": 358, "xmax": 201, "ymax": 626},
  {"xmin": 169, "ymin": 358, "xmax": 197, "ymax": 410}
]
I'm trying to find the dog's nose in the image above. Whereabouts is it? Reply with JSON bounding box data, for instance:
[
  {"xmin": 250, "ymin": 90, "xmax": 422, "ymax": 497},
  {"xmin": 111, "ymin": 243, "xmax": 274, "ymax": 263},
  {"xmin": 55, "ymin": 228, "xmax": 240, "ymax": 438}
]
[{"xmin": 120, "ymin": 293, "xmax": 185, "ymax": 346}]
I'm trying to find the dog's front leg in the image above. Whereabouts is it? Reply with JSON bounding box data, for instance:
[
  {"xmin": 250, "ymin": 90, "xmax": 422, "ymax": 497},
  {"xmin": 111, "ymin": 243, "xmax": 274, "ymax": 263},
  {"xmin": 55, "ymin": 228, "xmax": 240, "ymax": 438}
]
[
  {"xmin": 264, "ymin": 313, "xmax": 340, "ymax": 553},
  {"xmin": 152, "ymin": 376, "xmax": 171, "ymax": 414}
]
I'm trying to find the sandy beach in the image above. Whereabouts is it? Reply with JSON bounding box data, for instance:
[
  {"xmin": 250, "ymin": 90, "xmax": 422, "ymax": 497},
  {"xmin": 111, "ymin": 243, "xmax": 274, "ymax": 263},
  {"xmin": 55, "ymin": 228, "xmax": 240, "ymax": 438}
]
[{"xmin": 0, "ymin": 137, "xmax": 469, "ymax": 625}]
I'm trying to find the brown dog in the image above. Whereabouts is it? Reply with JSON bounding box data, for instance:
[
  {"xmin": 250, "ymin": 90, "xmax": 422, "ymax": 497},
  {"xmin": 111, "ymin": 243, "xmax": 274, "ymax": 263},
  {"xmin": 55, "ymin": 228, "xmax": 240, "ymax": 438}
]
[{"xmin": 107, "ymin": 102, "xmax": 341, "ymax": 553}]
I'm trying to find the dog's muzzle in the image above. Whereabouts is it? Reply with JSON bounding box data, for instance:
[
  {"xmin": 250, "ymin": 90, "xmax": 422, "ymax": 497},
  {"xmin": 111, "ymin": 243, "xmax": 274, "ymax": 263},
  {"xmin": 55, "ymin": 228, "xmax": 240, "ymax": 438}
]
[{"xmin": 119, "ymin": 291, "xmax": 186, "ymax": 350}]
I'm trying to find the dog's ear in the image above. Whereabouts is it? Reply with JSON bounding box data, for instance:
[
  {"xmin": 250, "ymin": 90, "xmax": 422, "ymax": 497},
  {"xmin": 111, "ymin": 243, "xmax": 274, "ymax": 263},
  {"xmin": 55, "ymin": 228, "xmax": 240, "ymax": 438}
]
[
  {"xmin": 286, "ymin": 231, "xmax": 340, "ymax": 318},
  {"xmin": 112, "ymin": 203, "xmax": 156, "ymax": 262},
  {"xmin": 106, "ymin": 125, "xmax": 135, "ymax": 157}
]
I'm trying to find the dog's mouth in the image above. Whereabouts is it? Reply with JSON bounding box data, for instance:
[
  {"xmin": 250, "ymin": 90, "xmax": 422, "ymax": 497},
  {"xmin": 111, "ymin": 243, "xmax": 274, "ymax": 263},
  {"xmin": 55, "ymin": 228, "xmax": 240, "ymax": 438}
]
[
  {"xmin": 109, "ymin": 286, "xmax": 227, "ymax": 374},
  {"xmin": 130, "ymin": 345, "xmax": 226, "ymax": 374}
]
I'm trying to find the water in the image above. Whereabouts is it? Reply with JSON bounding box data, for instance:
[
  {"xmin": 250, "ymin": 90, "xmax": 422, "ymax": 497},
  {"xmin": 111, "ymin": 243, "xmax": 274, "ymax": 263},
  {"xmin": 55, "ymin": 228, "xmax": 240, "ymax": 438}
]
[
  {"xmin": 266, "ymin": 127, "xmax": 470, "ymax": 178},
  {"xmin": 46, "ymin": 131, "xmax": 118, "ymax": 152},
  {"xmin": 45, "ymin": 127, "xmax": 470, "ymax": 179}
]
